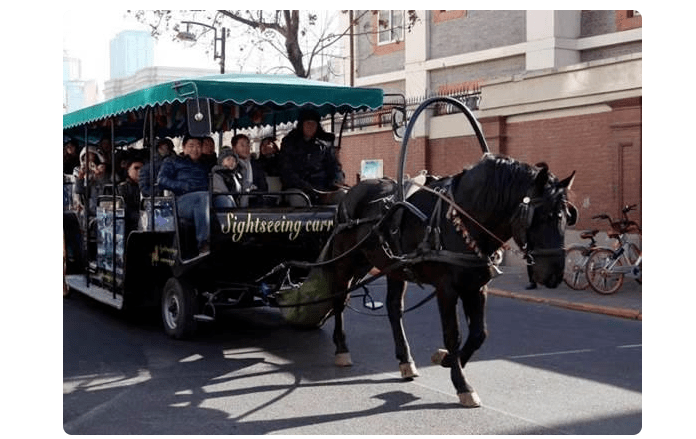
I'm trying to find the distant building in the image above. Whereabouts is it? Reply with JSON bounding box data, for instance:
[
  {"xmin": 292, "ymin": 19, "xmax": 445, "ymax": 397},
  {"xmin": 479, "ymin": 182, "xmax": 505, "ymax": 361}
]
[
  {"xmin": 104, "ymin": 66, "xmax": 219, "ymax": 100},
  {"xmin": 63, "ymin": 52, "xmax": 98, "ymax": 113},
  {"xmin": 110, "ymin": 30, "xmax": 154, "ymax": 79}
]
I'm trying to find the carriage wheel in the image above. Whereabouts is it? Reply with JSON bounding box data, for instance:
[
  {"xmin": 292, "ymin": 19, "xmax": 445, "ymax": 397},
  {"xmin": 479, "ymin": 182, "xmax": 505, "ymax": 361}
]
[
  {"xmin": 161, "ymin": 277, "xmax": 198, "ymax": 339},
  {"xmin": 563, "ymin": 246, "xmax": 589, "ymax": 290},
  {"xmin": 585, "ymin": 249, "xmax": 625, "ymax": 295}
]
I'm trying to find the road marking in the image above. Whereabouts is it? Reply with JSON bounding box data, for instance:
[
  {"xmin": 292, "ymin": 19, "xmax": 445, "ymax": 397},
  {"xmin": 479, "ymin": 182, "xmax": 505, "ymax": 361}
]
[
  {"xmin": 507, "ymin": 349, "xmax": 594, "ymax": 359},
  {"xmin": 506, "ymin": 343, "xmax": 641, "ymax": 359}
]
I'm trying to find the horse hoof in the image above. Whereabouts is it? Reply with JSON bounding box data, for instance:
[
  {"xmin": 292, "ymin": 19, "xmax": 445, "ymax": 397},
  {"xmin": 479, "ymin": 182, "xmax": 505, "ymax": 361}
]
[
  {"xmin": 399, "ymin": 362, "xmax": 419, "ymax": 379},
  {"xmin": 335, "ymin": 352, "xmax": 353, "ymax": 367},
  {"xmin": 431, "ymin": 349, "xmax": 448, "ymax": 365},
  {"xmin": 458, "ymin": 392, "xmax": 481, "ymax": 408}
]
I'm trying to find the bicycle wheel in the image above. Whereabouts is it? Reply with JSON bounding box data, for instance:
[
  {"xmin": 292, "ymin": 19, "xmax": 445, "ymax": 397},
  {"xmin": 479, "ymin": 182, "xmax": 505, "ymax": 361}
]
[
  {"xmin": 564, "ymin": 246, "xmax": 589, "ymax": 290},
  {"xmin": 586, "ymin": 248, "xmax": 625, "ymax": 295}
]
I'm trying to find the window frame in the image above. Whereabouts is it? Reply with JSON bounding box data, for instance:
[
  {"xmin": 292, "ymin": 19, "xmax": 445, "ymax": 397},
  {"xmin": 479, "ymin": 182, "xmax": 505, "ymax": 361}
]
[{"xmin": 377, "ymin": 10, "xmax": 404, "ymax": 45}]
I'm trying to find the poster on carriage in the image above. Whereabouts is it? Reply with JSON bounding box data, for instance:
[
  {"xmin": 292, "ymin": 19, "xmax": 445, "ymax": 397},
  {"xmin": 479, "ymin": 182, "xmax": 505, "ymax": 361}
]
[{"xmin": 96, "ymin": 205, "xmax": 125, "ymax": 281}]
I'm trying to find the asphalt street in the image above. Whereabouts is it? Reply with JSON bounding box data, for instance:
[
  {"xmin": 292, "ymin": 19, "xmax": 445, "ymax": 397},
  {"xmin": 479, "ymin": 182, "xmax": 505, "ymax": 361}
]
[{"xmin": 63, "ymin": 279, "xmax": 641, "ymax": 435}]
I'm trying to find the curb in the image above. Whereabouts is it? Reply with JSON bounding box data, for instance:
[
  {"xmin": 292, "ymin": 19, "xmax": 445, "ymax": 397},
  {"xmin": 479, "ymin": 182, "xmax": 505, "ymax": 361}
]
[{"xmin": 487, "ymin": 288, "xmax": 642, "ymax": 321}]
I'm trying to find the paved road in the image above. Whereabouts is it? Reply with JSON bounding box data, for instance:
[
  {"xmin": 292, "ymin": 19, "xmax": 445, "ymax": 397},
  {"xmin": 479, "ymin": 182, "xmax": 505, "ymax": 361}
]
[{"xmin": 63, "ymin": 280, "xmax": 641, "ymax": 434}]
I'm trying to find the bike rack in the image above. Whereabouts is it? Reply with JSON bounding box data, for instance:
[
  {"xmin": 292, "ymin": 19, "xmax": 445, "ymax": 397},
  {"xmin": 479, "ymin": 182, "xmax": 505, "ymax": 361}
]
[{"xmin": 396, "ymin": 96, "xmax": 490, "ymax": 202}]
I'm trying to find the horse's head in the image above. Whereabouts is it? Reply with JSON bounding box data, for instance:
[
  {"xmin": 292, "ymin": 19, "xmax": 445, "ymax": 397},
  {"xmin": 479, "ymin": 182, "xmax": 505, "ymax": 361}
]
[{"xmin": 511, "ymin": 164, "xmax": 577, "ymax": 288}]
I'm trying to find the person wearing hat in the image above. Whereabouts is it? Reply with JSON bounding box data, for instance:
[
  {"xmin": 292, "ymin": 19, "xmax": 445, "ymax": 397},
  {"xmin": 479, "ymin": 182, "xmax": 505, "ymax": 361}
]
[
  {"xmin": 73, "ymin": 145, "xmax": 109, "ymax": 216},
  {"xmin": 279, "ymin": 108, "xmax": 344, "ymax": 205},
  {"xmin": 211, "ymin": 147, "xmax": 244, "ymax": 208}
]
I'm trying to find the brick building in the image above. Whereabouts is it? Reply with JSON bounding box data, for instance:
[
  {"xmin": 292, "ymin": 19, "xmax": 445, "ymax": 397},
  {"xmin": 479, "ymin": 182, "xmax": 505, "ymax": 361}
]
[{"xmin": 337, "ymin": 10, "xmax": 642, "ymax": 233}]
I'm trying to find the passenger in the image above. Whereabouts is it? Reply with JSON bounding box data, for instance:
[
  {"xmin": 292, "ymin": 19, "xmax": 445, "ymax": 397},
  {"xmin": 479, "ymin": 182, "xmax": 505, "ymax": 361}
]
[
  {"xmin": 98, "ymin": 138, "xmax": 118, "ymax": 181},
  {"xmin": 279, "ymin": 109, "xmax": 344, "ymax": 204},
  {"xmin": 117, "ymin": 157, "xmax": 144, "ymax": 232},
  {"xmin": 157, "ymin": 135, "xmax": 211, "ymax": 254},
  {"xmin": 258, "ymin": 136, "xmax": 281, "ymax": 177},
  {"xmin": 232, "ymin": 134, "xmax": 268, "ymax": 206},
  {"xmin": 211, "ymin": 147, "xmax": 243, "ymax": 208},
  {"xmin": 73, "ymin": 146, "xmax": 109, "ymax": 216},
  {"xmin": 63, "ymin": 139, "xmax": 80, "ymax": 175},
  {"xmin": 139, "ymin": 137, "xmax": 175, "ymax": 197},
  {"xmin": 200, "ymin": 136, "xmax": 218, "ymax": 172}
]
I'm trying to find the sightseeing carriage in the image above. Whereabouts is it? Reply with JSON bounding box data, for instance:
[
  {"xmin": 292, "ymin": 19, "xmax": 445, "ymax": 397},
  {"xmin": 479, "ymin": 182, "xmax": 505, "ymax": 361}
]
[{"xmin": 63, "ymin": 73, "xmax": 395, "ymax": 338}]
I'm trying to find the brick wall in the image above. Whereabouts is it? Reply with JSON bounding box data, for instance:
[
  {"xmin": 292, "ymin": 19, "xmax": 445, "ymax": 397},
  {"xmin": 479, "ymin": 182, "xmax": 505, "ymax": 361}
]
[{"xmin": 339, "ymin": 98, "xmax": 642, "ymax": 231}]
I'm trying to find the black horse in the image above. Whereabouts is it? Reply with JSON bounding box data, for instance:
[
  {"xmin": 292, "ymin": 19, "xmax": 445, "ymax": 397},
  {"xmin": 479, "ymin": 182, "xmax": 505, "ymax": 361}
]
[{"xmin": 314, "ymin": 154, "xmax": 576, "ymax": 407}]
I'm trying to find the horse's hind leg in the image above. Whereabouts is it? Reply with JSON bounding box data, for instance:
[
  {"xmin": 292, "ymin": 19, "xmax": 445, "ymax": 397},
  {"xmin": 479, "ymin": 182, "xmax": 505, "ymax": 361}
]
[
  {"xmin": 433, "ymin": 286, "xmax": 481, "ymax": 407},
  {"xmin": 386, "ymin": 277, "xmax": 419, "ymax": 379},
  {"xmin": 332, "ymin": 256, "xmax": 371, "ymax": 367}
]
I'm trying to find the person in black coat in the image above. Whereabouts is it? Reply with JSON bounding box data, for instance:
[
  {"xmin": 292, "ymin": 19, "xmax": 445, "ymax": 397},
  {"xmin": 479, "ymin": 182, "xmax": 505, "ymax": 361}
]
[{"xmin": 279, "ymin": 109, "xmax": 344, "ymax": 203}]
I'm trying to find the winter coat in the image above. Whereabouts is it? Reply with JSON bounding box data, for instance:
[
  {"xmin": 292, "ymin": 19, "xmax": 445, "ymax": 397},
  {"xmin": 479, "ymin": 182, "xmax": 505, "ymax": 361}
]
[
  {"xmin": 156, "ymin": 155, "xmax": 209, "ymax": 196},
  {"xmin": 279, "ymin": 128, "xmax": 342, "ymax": 192}
]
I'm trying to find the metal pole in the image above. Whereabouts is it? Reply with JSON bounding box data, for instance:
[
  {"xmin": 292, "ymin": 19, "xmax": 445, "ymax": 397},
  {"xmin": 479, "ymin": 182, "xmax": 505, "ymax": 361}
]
[
  {"xmin": 220, "ymin": 27, "xmax": 226, "ymax": 74},
  {"xmin": 110, "ymin": 120, "xmax": 117, "ymax": 297}
]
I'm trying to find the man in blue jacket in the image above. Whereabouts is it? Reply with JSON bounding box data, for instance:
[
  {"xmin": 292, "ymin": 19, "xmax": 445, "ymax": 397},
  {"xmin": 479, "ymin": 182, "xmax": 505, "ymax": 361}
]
[{"xmin": 157, "ymin": 135, "xmax": 211, "ymax": 254}]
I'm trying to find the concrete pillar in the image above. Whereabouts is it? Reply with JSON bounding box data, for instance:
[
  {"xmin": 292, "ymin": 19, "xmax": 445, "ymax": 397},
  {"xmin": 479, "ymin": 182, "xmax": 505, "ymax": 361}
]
[
  {"xmin": 526, "ymin": 10, "xmax": 581, "ymax": 71},
  {"xmin": 403, "ymin": 10, "xmax": 429, "ymax": 138}
]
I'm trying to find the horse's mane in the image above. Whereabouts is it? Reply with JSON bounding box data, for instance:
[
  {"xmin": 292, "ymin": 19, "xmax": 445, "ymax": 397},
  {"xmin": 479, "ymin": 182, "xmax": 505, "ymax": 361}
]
[{"xmin": 455, "ymin": 154, "xmax": 541, "ymax": 221}]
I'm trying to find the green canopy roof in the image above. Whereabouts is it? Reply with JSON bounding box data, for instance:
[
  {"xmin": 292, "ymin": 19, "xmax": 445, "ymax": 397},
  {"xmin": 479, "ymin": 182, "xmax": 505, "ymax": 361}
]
[{"xmin": 63, "ymin": 73, "xmax": 384, "ymax": 144}]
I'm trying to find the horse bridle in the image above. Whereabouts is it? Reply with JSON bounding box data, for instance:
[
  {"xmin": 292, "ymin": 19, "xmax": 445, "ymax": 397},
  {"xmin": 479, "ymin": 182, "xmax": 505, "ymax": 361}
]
[
  {"xmin": 510, "ymin": 195, "xmax": 577, "ymax": 264},
  {"xmin": 418, "ymin": 182, "xmax": 572, "ymax": 266}
]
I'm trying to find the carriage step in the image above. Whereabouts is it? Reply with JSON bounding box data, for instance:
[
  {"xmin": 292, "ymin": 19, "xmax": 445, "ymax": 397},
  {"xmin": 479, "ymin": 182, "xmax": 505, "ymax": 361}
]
[{"xmin": 193, "ymin": 314, "xmax": 215, "ymax": 322}]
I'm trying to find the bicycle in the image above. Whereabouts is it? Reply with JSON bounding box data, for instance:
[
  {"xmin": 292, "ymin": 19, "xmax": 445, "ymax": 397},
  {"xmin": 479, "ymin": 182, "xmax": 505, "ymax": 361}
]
[
  {"xmin": 563, "ymin": 213, "xmax": 617, "ymax": 290},
  {"xmin": 585, "ymin": 204, "xmax": 642, "ymax": 295}
]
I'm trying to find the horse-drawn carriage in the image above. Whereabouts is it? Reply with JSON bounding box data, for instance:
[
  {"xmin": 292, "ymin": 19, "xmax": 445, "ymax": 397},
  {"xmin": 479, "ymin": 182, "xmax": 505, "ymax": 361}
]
[
  {"xmin": 63, "ymin": 74, "xmax": 388, "ymax": 338},
  {"xmin": 64, "ymin": 75, "xmax": 578, "ymax": 407}
]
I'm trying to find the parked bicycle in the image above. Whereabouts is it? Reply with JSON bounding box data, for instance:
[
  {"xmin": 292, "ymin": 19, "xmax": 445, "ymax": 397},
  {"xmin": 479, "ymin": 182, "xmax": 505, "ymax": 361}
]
[
  {"xmin": 563, "ymin": 212, "xmax": 619, "ymax": 290},
  {"xmin": 585, "ymin": 204, "xmax": 642, "ymax": 295}
]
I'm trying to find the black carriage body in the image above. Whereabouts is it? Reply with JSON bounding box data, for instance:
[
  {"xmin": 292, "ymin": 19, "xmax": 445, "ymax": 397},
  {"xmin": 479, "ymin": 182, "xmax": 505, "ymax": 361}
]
[{"xmin": 65, "ymin": 199, "xmax": 337, "ymax": 309}]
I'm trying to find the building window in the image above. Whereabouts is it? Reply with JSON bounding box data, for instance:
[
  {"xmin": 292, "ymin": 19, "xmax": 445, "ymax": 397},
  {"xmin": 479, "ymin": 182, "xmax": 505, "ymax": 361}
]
[{"xmin": 378, "ymin": 10, "xmax": 404, "ymax": 45}]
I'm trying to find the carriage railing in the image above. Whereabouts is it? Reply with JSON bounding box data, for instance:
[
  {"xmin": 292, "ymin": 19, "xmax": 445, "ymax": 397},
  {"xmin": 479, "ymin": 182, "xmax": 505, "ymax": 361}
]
[{"xmin": 335, "ymin": 88, "xmax": 481, "ymax": 132}]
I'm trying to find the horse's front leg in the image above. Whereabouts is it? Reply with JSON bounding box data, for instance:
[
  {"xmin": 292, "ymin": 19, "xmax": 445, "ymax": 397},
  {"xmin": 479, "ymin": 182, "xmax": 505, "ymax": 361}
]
[
  {"xmin": 432, "ymin": 287, "xmax": 481, "ymax": 407},
  {"xmin": 386, "ymin": 277, "xmax": 419, "ymax": 379},
  {"xmin": 458, "ymin": 284, "xmax": 487, "ymax": 369}
]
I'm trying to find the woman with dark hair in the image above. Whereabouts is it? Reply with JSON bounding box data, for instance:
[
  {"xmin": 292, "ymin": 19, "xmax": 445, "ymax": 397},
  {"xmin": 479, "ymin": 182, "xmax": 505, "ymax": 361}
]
[{"xmin": 279, "ymin": 109, "xmax": 344, "ymax": 204}]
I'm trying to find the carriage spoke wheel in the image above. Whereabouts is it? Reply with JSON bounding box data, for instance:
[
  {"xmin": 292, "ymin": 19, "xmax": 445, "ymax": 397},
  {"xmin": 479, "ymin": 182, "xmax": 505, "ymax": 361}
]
[
  {"xmin": 162, "ymin": 278, "xmax": 198, "ymax": 339},
  {"xmin": 585, "ymin": 249, "xmax": 624, "ymax": 295},
  {"xmin": 563, "ymin": 246, "xmax": 589, "ymax": 290}
]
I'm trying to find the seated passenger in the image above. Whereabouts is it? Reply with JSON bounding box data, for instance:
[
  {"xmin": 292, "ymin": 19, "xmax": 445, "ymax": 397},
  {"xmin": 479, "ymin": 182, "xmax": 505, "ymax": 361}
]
[
  {"xmin": 211, "ymin": 148, "xmax": 243, "ymax": 209},
  {"xmin": 157, "ymin": 135, "xmax": 211, "ymax": 255},
  {"xmin": 258, "ymin": 136, "xmax": 281, "ymax": 177},
  {"xmin": 200, "ymin": 135, "xmax": 218, "ymax": 173},
  {"xmin": 73, "ymin": 146, "xmax": 109, "ymax": 216},
  {"xmin": 279, "ymin": 109, "xmax": 344, "ymax": 205},
  {"xmin": 232, "ymin": 134, "xmax": 268, "ymax": 192},
  {"xmin": 232, "ymin": 134, "xmax": 268, "ymax": 207},
  {"xmin": 117, "ymin": 157, "xmax": 144, "ymax": 232},
  {"xmin": 63, "ymin": 139, "xmax": 80, "ymax": 176},
  {"xmin": 139, "ymin": 137, "xmax": 175, "ymax": 197}
]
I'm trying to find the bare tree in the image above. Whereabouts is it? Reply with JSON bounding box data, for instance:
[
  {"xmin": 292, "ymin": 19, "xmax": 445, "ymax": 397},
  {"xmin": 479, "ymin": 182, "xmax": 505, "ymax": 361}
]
[{"xmin": 129, "ymin": 10, "xmax": 417, "ymax": 78}]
